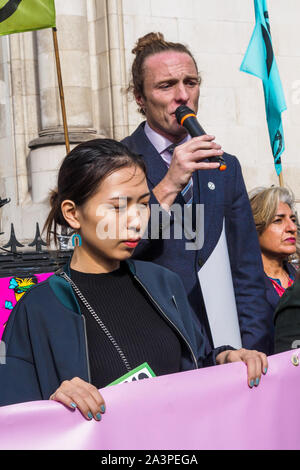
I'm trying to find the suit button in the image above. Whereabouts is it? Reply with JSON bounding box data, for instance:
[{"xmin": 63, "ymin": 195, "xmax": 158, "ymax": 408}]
[{"xmin": 198, "ymin": 257, "xmax": 204, "ymax": 267}]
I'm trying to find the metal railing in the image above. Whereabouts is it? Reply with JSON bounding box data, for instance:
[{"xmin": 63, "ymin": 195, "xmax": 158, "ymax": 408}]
[{"xmin": 0, "ymin": 209, "xmax": 73, "ymax": 277}]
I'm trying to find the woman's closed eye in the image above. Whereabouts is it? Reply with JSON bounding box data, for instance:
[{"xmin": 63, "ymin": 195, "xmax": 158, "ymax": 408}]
[
  {"xmin": 139, "ymin": 201, "xmax": 150, "ymax": 208},
  {"xmin": 113, "ymin": 205, "xmax": 127, "ymax": 211}
]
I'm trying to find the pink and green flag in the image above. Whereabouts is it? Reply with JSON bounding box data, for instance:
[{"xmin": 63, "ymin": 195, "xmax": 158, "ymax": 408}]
[{"xmin": 0, "ymin": 0, "xmax": 55, "ymax": 36}]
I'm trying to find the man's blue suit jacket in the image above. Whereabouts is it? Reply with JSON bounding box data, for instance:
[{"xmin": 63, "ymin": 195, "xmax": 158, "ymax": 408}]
[{"xmin": 123, "ymin": 122, "xmax": 274, "ymax": 355}]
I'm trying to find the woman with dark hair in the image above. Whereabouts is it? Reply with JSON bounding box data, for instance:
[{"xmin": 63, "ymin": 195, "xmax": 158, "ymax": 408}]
[{"xmin": 0, "ymin": 139, "xmax": 268, "ymax": 420}]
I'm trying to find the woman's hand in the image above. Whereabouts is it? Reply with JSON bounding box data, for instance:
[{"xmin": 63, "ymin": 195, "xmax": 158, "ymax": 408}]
[
  {"xmin": 216, "ymin": 348, "xmax": 268, "ymax": 388},
  {"xmin": 49, "ymin": 377, "xmax": 106, "ymax": 421}
]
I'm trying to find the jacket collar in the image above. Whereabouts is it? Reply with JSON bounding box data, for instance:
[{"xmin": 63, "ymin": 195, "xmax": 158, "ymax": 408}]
[
  {"xmin": 57, "ymin": 258, "xmax": 137, "ymax": 277},
  {"xmin": 264, "ymin": 261, "xmax": 297, "ymax": 311},
  {"xmin": 53, "ymin": 259, "xmax": 137, "ymax": 315}
]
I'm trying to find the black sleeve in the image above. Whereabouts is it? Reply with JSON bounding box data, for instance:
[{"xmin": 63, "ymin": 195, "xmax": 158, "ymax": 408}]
[{"xmin": 274, "ymin": 279, "xmax": 300, "ymax": 354}]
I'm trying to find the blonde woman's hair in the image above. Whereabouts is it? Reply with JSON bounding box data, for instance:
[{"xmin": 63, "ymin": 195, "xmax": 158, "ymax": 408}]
[
  {"xmin": 249, "ymin": 186, "xmax": 296, "ymax": 235},
  {"xmin": 249, "ymin": 185, "xmax": 300, "ymax": 261}
]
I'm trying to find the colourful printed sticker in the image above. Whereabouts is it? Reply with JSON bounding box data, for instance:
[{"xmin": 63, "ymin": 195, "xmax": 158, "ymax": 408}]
[{"xmin": 0, "ymin": 272, "xmax": 53, "ymax": 339}]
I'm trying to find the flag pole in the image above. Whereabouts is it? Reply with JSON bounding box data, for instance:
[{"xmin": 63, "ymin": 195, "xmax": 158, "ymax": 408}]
[
  {"xmin": 52, "ymin": 27, "xmax": 70, "ymax": 154},
  {"xmin": 279, "ymin": 171, "xmax": 284, "ymax": 187}
]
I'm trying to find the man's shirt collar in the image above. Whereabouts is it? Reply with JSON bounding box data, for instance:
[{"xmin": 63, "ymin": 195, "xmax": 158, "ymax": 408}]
[{"xmin": 144, "ymin": 121, "xmax": 190, "ymax": 156}]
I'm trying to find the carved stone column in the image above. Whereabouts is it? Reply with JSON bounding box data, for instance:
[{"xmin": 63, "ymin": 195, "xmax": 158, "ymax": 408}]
[
  {"xmin": 0, "ymin": 32, "xmax": 46, "ymax": 243},
  {"xmin": 87, "ymin": 0, "xmax": 129, "ymax": 140},
  {"xmin": 29, "ymin": 0, "xmax": 103, "ymax": 204},
  {"xmin": 105, "ymin": 0, "xmax": 129, "ymax": 140}
]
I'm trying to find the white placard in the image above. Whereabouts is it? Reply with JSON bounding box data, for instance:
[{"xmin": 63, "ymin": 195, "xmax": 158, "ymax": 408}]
[{"xmin": 198, "ymin": 219, "xmax": 242, "ymax": 349}]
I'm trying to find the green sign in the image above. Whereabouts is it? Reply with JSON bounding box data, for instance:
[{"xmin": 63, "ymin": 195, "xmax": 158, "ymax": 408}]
[
  {"xmin": 108, "ymin": 363, "xmax": 156, "ymax": 387},
  {"xmin": 0, "ymin": 0, "xmax": 55, "ymax": 36}
]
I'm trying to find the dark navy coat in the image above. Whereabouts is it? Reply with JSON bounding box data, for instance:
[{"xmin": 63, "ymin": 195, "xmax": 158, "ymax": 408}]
[
  {"xmin": 123, "ymin": 123, "xmax": 274, "ymax": 355},
  {"xmin": 264, "ymin": 262, "xmax": 297, "ymax": 316},
  {"xmin": 0, "ymin": 259, "xmax": 232, "ymax": 407}
]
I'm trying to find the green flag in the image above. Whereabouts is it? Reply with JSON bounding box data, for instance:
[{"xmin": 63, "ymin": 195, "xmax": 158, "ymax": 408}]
[
  {"xmin": 240, "ymin": 0, "xmax": 286, "ymax": 176},
  {"xmin": 0, "ymin": 0, "xmax": 55, "ymax": 36}
]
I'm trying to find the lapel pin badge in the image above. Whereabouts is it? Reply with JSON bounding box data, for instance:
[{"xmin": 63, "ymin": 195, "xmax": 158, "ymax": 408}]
[{"xmin": 208, "ymin": 182, "xmax": 215, "ymax": 191}]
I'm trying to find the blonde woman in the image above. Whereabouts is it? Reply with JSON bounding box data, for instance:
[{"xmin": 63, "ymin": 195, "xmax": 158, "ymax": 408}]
[{"xmin": 249, "ymin": 186, "xmax": 299, "ymax": 315}]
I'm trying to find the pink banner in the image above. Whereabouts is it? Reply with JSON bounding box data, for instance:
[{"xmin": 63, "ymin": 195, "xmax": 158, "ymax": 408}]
[
  {"xmin": 0, "ymin": 349, "xmax": 299, "ymax": 450},
  {"xmin": 0, "ymin": 273, "xmax": 53, "ymax": 339}
]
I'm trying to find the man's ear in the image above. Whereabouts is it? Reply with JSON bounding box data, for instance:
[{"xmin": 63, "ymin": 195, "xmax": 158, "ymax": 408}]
[
  {"xmin": 134, "ymin": 91, "xmax": 146, "ymax": 113},
  {"xmin": 61, "ymin": 200, "xmax": 81, "ymax": 230}
]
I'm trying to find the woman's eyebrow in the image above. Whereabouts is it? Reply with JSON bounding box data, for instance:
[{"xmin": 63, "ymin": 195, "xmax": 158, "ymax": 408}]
[
  {"xmin": 274, "ymin": 213, "xmax": 296, "ymax": 218},
  {"xmin": 138, "ymin": 192, "xmax": 151, "ymax": 200},
  {"xmin": 108, "ymin": 192, "xmax": 151, "ymax": 202},
  {"xmin": 108, "ymin": 196, "xmax": 128, "ymax": 201}
]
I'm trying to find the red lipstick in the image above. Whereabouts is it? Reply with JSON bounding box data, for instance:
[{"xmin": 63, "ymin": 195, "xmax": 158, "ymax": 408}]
[
  {"xmin": 284, "ymin": 238, "xmax": 296, "ymax": 244},
  {"xmin": 124, "ymin": 239, "xmax": 140, "ymax": 248}
]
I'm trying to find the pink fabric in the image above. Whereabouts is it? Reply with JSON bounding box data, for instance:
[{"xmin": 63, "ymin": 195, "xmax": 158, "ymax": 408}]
[
  {"xmin": 0, "ymin": 273, "xmax": 53, "ymax": 339},
  {"xmin": 0, "ymin": 349, "xmax": 299, "ymax": 450}
]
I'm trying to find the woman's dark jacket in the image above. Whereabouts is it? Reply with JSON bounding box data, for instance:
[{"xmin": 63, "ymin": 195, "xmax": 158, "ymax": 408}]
[
  {"xmin": 0, "ymin": 259, "xmax": 233, "ymax": 407},
  {"xmin": 264, "ymin": 262, "xmax": 297, "ymax": 315},
  {"xmin": 274, "ymin": 276, "xmax": 300, "ymax": 353}
]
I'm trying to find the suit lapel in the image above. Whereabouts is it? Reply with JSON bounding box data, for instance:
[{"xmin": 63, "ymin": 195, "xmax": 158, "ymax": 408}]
[
  {"xmin": 131, "ymin": 123, "xmax": 169, "ymax": 189},
  {"xmin": 197, "ymin": 168, "xmax": 217, "ymax": 261},
  {"xmin": 127, "ymin": 125, "xmax": 230, "ymax": 267},
  {"xmin": 132, "ymin": 123, "xmax": 186, "ymax": 206},
  {"xmin": 128, "ymin": 124, "xmax": 224, "ymax": 252},
  {"xmin": 196, "ymin": 165, "xmax": 230, "ymax": 265}
]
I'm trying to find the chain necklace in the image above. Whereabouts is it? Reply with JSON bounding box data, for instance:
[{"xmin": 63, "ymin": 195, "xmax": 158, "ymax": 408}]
[{"xmin": 60, "ymin": 271, "xmax": 132, "ymax": 373}]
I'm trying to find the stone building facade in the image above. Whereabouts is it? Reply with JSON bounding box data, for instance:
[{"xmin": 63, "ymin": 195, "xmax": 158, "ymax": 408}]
[{"xmin": 0, "ymin": 0, "xmax": 299, "ymax": 245}]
